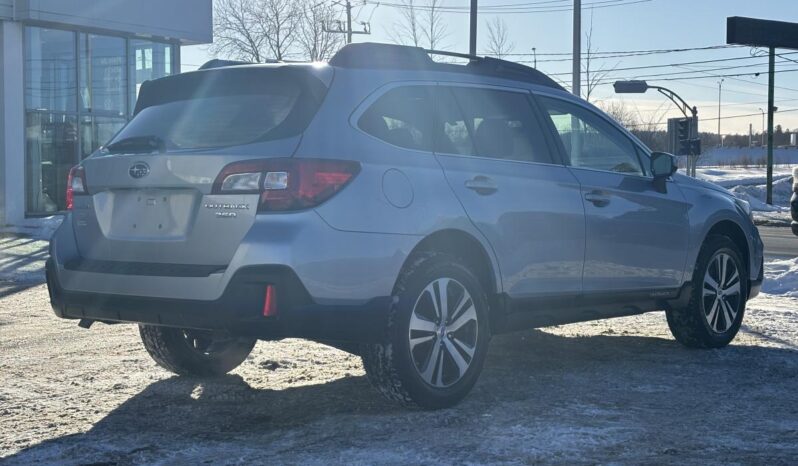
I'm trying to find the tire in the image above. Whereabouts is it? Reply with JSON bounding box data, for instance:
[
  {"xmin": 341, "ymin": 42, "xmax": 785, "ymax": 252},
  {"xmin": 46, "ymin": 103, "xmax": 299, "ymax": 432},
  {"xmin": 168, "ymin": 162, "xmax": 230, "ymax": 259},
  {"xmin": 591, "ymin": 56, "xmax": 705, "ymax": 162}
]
[
  {"xmin": 139, "ymin": 325, "xmax": 256, "ymax": 376},
  {"xmin": 361, "ymin": 252, "xmax": 491, "ymax": 409},
  {"xmin": 666, "ymin": 236, "xmax": 748, "ymax": 349}
]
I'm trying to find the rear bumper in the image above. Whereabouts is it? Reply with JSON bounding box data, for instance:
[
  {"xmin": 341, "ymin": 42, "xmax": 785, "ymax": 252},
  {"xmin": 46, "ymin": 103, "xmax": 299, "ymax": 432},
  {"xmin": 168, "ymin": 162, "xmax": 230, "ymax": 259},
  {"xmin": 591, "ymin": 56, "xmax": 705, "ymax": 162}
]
[{"xmin": 46, "ymin": 258, "xmax": 391, "ymax": 343}]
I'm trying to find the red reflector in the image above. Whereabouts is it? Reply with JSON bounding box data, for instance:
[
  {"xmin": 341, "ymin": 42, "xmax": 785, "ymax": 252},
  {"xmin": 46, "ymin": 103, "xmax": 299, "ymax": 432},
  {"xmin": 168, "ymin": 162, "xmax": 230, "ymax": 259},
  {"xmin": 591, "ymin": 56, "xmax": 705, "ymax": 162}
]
[{"xmin": 263, "ymin": 285, "xmax": 277, "ymax": 317}]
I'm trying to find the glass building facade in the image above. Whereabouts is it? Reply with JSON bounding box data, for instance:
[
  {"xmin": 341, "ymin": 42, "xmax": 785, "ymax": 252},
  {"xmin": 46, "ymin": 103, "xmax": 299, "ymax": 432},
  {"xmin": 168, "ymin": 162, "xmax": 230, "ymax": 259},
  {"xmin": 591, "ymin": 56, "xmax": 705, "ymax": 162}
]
[{"xmin": 24, "ymin": 26, "xmax": 175, "ymax": 214}]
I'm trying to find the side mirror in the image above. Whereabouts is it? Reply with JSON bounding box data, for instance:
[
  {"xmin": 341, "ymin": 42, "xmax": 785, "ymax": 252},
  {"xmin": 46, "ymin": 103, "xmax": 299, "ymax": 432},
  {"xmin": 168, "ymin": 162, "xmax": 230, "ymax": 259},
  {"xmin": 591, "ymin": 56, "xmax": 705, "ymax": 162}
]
[
  {"xmin": 651, "ymin": 152, "xmax": 677, "ymax": 178},
  {"xmin": 650, "ymin": 152, "xmax": 677, "ymax": 192}
]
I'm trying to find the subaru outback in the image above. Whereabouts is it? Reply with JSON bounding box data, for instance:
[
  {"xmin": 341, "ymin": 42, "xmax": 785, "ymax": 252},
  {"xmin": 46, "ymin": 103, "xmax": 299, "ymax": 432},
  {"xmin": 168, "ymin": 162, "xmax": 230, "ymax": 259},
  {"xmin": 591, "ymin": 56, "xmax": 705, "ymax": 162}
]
[{"xmin": 47, "ymin": 43, "xmax": 764, "ymax": 409}]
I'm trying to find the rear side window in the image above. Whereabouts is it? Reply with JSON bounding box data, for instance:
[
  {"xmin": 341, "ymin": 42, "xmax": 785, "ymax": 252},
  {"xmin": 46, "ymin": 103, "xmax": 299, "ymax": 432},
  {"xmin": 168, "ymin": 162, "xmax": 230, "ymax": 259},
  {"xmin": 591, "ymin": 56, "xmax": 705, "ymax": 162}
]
[
  {"xmin": 101, "ymin": 67, "xmax": 328, "ymax": 153},
  {"xmin": 358, "ymin": 86, "xmax": 434, "ymax": 151},
  {"xmin": 443, "ymin": 87, "xmax": 553, "ymax": 164}
]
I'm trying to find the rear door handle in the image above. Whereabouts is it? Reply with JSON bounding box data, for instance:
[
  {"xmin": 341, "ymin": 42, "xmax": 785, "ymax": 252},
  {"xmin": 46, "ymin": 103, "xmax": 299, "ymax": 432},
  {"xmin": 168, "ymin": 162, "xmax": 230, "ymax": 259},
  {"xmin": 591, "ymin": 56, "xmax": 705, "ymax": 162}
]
[
  {"xmin": 584, "ymin": 190, "xmax": 610, "ymax": 207},
  {"xmin": 464, "ymin": 176, "xmax": 498, "ymax": 195}
]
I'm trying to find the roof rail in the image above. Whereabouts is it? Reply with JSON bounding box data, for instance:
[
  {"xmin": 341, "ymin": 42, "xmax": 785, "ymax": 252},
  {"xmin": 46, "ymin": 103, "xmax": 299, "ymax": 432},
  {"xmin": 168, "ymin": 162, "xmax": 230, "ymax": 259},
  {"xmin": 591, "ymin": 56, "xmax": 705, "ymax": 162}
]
[{"xmin": 329, "ymin": 43, "xmax": 564, "ymax": 91}]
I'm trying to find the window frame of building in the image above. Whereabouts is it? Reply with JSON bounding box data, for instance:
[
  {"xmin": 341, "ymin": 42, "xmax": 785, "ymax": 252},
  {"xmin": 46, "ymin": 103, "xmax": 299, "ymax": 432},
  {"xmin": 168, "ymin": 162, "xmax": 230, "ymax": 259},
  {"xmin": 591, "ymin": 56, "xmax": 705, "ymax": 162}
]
[{"xmin": 23, "ymin": 25, "xmax": 177, "ymax": 216}]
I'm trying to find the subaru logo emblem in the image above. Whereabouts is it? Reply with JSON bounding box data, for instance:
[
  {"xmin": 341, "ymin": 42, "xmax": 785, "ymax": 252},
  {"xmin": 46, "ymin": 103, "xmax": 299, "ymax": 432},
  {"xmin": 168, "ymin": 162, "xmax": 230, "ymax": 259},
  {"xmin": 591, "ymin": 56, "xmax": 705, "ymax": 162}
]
[{"xmin": 129, "ymin": 162, "xmax": 150, "ymax": 179}]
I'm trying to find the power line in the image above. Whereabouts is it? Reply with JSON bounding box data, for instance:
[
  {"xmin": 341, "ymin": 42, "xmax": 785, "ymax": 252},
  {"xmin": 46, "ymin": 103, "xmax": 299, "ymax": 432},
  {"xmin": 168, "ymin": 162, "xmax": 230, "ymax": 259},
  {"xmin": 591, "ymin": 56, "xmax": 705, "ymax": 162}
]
[
  {"xmin": 541, "ymin": 53, "xmax": 798, "ymax": 77},
  {"xmin": 377, "ymin": 0, "xmax": 652, "ymax": 14},
  {"xmin": 624, "ymin": 108, "xmax": 798, "ymax": 128},
  {"xmin": 500, "ymin": 44, "xmax": 741, "ymax": 57}
]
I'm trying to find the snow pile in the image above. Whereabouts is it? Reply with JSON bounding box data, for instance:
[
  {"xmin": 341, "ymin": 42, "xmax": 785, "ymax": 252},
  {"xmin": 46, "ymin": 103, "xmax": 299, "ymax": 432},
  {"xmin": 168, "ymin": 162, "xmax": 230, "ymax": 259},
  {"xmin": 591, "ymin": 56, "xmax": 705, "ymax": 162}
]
[
  {"xmin": 727, "ymin": 175, "xmax": 792, "ymax": 212},
  {"xmin": 696, "ymin": 166, "xmax": 793, "ymax": 188},
  {"xmin": 696, "ymin": 166, "xmax": 793, "ymax": 224},
  {"xmin": 762, "ymin": 257, "xmax": 798, "ymax": 297},
  {"xmin": 0, "ymin": 215, "xmax": 62, "ymax": 240}
]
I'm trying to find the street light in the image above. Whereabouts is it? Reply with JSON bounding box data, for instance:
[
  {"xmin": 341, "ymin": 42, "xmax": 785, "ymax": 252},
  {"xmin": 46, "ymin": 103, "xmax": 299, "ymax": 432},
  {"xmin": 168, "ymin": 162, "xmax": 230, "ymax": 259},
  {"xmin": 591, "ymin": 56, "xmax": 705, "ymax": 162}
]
[
  {"xmin": 615, "ymin": 80, "xmax": 699, "ymax": 176},
  {"xmin": 613, "ymin": 80, "xmax": 697, "ymax": 119}
]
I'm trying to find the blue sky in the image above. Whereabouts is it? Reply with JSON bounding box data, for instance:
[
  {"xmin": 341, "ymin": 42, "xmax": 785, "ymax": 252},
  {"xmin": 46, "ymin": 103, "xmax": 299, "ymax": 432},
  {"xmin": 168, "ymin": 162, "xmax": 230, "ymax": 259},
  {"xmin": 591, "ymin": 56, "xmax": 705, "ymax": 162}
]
[{"xmin": 182, "ymin": 0, "xmax": 798, "ymax": 135}]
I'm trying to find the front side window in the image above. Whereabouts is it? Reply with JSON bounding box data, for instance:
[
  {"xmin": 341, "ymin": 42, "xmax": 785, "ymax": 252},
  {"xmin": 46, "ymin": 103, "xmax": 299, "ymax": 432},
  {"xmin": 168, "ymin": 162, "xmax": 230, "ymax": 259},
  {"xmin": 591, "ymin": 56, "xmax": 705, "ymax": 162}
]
[
  {"xmin": 443, "ymin": 87, "xmax": 553, "ymax": 164},
  {"xmin": 358, "ymin": 86, "xmax": 434, "ymax": 151},
  {"xmin": 538, "ymin": 96, "xmax": 644, "ymax": 175}
]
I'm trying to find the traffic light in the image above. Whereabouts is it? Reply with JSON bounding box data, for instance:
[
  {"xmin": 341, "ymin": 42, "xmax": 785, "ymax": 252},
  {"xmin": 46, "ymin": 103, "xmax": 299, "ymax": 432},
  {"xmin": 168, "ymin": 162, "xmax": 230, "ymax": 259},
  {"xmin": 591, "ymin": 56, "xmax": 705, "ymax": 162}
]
[
  {"xmin": 676, "ymin": 118, "xmax": 690, "ymax": 155},
  {"xmin": 668, "ymin": 116, "xmax": 700, "ymax": 156}
]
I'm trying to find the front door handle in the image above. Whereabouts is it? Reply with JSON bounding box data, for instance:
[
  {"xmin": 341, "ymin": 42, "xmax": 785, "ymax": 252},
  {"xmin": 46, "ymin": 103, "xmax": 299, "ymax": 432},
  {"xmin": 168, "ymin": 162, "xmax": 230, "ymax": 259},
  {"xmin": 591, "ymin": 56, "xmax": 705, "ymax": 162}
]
[
  {"xmin": 464, "ymin": 176, "xmax": 498, "ymax": 195},
  {"xmin": 584, "ymin": 190, "xmax": 610, "ymax": 207}
]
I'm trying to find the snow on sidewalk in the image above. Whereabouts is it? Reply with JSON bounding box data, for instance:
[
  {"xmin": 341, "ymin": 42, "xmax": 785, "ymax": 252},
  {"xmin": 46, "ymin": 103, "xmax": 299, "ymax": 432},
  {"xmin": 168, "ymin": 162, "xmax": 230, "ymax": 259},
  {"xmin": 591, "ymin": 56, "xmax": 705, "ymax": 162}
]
[{"xmin": 761, "ymin": 257, "xmax": 798, "ymax": 298}]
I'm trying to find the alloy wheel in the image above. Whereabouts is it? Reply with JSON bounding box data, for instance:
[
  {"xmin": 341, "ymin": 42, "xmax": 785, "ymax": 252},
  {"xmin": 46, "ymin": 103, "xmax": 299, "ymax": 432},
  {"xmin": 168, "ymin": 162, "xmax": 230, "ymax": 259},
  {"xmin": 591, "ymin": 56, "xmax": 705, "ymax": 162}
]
[
  {"xmin": 408, "ymin": 278, "xmax": 479, "ymax": 388},
  {"xmin": 702, "ymin": 252, "xmax": 742, "ymax": 334}
]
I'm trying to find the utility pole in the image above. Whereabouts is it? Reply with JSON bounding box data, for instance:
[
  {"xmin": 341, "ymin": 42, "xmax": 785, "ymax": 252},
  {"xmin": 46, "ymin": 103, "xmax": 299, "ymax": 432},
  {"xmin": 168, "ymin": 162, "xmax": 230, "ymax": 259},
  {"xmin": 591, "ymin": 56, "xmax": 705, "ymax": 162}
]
[
  {"xmin": 767, "ymin": 46, "xmax": 775, "ymax": 204},
  {"xmin": 532, "ymin": 47, "xmax": 537, "ymax": 68},
  {"xmin": 718, "ymin": 78, "xmax": 724, "ymax": 147},
  {"xmin": 325, "ymin": 1, "xmax": 371, "ymax": 44},
  {"xmin": 470, "ymin": 0, "xmax": 478, "ymax": 56},
  {"xmin": 346, "ymin": 0, "xmax": 352, "ymax": 44},
  {"xmin": 572, "ymin": 0, "xmax": 581, "ymax": 97}
]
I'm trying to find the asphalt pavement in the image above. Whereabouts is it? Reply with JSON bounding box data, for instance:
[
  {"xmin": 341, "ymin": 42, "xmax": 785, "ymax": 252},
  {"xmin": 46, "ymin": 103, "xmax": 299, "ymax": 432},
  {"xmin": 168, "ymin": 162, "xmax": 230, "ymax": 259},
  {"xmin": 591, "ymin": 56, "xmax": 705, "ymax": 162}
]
[{"xmin": 759, "ymin": 225, "xmax": 798, "ymax": 258}]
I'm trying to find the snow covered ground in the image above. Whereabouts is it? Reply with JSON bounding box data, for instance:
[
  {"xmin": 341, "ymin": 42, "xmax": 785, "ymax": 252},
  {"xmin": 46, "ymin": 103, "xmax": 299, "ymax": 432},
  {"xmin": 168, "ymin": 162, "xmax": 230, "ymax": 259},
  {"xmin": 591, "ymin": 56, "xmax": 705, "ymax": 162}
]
[
  {"xmin": 0, "ymin": 167, "xmax": 796, "ymax": 464},
  {"xmin": 1, "ymin": 283, "xmax": 796, "ymax": 464}
]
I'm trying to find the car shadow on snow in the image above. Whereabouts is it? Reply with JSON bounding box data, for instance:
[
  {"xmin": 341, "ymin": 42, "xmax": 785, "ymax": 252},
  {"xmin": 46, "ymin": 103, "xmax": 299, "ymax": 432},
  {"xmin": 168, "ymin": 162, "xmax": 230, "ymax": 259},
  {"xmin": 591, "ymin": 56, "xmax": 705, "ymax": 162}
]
[{"xmin": 3, "ymin": 327, "xmax": 798, "ymax": 464}]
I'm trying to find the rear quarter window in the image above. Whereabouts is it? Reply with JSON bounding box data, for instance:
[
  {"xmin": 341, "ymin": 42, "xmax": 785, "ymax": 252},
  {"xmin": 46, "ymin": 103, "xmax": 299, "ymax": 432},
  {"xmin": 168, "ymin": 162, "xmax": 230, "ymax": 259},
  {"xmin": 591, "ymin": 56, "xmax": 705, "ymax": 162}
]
[{"xmin": 358, "ymin": 86, "xmax": 434, "ymax": 151}]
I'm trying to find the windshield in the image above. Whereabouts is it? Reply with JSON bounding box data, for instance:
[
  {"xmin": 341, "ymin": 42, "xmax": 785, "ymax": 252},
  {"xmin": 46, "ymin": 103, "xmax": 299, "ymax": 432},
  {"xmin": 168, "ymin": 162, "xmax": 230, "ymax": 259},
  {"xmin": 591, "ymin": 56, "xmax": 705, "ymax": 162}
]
[{"xmin": 100, "ymin": 66, "xmax": 328, "ymax": 154}]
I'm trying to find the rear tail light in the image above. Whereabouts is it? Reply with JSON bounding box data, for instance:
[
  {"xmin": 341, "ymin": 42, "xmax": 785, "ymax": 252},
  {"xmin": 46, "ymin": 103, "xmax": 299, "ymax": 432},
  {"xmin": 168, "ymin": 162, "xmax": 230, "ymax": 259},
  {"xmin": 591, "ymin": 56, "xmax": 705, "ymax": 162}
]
[
  {"xmin": 66, "ymin": 165, "xmax": 87, "ymax": 210},
  {"xmin": 212, "ymin": 158, "xmax": 360, "ymax": 212}
]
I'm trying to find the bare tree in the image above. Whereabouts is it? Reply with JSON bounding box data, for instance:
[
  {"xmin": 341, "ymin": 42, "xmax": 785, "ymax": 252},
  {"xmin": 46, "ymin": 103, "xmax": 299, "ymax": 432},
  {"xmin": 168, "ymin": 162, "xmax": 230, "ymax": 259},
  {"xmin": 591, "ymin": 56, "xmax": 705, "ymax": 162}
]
[
  {"xmin": 582, "ymin": 11, "xmax": 615, "ymax": 102},
  {"xmin": 297, "ymin": 1, "xmax": 344, "ymax": 61},
  {"xmin": 211, "ymin": 0, "xmax": 266, "ymax": 62},
  {"xmin": 391, "ymin": 0, "xmax": 449, "ymax": 50},
  {"xmin": 211, "ymin": 0, "xmax": 303, "ymax": 62},
  {"xmin": 390, "ymin": 0, "xmax": 421, "ymax": 47},
  {"xmin": 256, "ymin": 0, "xmax": 301, "ymax": 61},
  {"xmin": 485, "ymin": 17, "xmax": 514, "ymax": 59},
  {"xmin": 422, "ymin": 0, "xmax": 448, "ymax": 50},
  {"xmin": 600, "ymin": 100, "xmax": 639, "ymax": 128}
]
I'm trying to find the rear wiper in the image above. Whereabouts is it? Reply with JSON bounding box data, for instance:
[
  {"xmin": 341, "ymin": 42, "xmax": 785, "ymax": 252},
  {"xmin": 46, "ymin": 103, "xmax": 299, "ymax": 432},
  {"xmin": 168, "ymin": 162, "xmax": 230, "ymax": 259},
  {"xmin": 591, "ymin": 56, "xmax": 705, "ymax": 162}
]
[{"xmin": 104, "ymin": 135, "xmax": 166, "ymax": 154}]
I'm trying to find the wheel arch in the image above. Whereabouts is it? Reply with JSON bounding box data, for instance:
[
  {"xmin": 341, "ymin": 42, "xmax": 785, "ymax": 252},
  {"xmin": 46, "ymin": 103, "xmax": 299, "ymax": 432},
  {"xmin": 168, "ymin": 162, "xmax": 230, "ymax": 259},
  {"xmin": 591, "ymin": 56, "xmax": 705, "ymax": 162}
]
[
  {"xmin": 399, "ymin": 229, "xmax": 501, "ymax": 297},
  {"xmin": 703, "ymin": 220, "xmax": 750, "ymax": 274}
]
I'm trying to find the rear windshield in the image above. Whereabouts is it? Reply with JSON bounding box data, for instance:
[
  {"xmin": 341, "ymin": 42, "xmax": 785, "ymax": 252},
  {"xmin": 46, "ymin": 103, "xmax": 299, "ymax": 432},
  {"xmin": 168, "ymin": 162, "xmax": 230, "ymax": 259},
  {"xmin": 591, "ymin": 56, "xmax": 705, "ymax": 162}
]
[{"xmin": 101, "ymin": 66, "xmax": 328, "ymax": 153}]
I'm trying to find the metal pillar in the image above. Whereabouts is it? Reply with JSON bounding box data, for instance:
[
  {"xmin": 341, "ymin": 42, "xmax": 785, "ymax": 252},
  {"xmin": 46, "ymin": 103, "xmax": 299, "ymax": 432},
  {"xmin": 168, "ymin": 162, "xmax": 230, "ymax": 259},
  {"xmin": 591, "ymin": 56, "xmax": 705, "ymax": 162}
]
[
  {"xmin": 469, "ymin": 0, "xmax": 477, "ymax": 56},
  {"xmin": 767, "ymin": 47, "xmax": 775, "ymax": 205},
  {"xmin": 572, "ymin": 0, "xmax": 581, "ymax": 96}
]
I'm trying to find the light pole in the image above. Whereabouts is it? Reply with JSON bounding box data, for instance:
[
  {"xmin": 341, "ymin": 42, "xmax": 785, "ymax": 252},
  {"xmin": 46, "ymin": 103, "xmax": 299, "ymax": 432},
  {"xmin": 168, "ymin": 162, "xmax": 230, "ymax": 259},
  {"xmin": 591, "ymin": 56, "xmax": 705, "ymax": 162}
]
[
  {"xmin": 759, "ymin": 107, "xmax": 765, "ymax": 146},
  {"xmin": 573, "ymin": 0, "xmax": 581, "ymax": 97},
  {"xmin": 718, "ymin": 78, "xmax": 724, "ymax": 147},
  {"xmin": 469, "ymin": 0, "xmax": 477, "ymax": 56}
]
